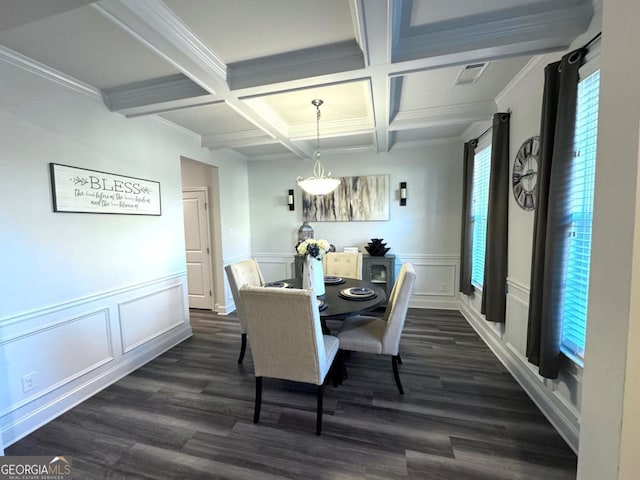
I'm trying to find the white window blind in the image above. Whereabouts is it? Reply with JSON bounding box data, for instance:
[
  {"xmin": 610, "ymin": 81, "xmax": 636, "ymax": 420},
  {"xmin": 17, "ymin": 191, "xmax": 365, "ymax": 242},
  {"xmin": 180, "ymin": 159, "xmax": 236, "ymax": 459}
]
[
  {"xmin": 471, "ymin": 143, "xmax": 492, "ymax": 287},
  {"xmin": 561, "ymin": 69, "xmax": 600, "ymax": 361}
]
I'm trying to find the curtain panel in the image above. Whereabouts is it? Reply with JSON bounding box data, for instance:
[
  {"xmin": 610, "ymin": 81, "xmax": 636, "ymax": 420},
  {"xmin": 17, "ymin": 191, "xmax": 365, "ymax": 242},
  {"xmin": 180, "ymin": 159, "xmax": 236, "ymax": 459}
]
[
  {"xmin": 481, "ymin": 113, "xmax": 510, "ymax": 323},
  {"xmin": 526, "ymin": 48, "xmax": 586, "ymax": 379},
  {"xmin": 459, "ymin": 140, "xmax": 477, "ymax": 295}
]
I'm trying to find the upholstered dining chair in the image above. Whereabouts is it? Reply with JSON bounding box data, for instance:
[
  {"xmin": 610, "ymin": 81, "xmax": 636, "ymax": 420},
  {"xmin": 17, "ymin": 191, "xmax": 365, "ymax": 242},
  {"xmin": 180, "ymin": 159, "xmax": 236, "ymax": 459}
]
[
  {"xmin": 322, "ymin": 252, "xmax": 363, "ymax": 279},
  {"xmin": 337, "ymin": 262, "xmax": 416, "ymax": 394},
  {"xmin": 225, "ymin": 258, "xmax": 265, "ymax": 364},
  {"xmin": 239, "ymin": 285, "xmax": 340, "ymax": 435}
]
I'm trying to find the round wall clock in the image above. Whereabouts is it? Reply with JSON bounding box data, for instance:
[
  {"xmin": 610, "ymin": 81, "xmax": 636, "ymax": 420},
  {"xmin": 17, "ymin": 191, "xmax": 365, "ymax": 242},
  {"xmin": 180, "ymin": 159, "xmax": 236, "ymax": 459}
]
[{"xmin": 512, "ymin": 136, "xmax": 540, "ymax": 211}]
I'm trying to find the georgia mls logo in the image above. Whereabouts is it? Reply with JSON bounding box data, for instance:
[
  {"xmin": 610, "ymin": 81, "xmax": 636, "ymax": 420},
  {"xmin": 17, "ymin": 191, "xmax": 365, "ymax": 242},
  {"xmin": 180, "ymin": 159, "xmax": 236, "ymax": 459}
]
[{"xmin": 0, "ymin": 456, "xmax": 72, "ymax": 479}]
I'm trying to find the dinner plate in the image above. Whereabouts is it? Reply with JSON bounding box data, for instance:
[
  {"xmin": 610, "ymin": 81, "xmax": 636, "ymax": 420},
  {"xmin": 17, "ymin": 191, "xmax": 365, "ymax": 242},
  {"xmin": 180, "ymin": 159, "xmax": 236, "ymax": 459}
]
[
  {"xmin": 324, "ymin": 276, "xmax": 346, "ymax": 285},
  {"xmin": 338, "ymin": 287, "xmax": 376, "ymax": 300},
  {"xmin": 317, "ymin": 298, "xmax": 328, "ymax": 311},
  {"xmin": 263, "ymin": 281, "xmax": 290, "ymax": 288}
]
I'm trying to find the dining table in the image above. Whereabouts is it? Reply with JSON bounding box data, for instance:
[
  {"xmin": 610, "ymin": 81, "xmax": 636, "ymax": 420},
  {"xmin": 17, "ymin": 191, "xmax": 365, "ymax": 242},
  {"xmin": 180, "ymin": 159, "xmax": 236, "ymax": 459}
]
[{"xmin": 268, "ymin": 276, "xmax": 387, "ymax": 333}]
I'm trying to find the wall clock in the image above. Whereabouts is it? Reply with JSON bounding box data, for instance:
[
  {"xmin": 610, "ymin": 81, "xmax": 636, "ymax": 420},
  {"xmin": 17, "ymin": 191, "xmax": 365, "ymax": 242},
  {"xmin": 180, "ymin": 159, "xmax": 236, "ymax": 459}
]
[{"xmin": 512, "ymin": 136, "xmax": 540, "ymax": 211}]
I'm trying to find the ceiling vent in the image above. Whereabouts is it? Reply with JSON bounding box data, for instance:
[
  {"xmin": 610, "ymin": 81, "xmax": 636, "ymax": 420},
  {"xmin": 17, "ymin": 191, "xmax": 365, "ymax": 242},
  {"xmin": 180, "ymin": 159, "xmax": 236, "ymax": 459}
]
[{"xmin": 454, "ymin": 62, "xmax": 488, "ymax": 86}]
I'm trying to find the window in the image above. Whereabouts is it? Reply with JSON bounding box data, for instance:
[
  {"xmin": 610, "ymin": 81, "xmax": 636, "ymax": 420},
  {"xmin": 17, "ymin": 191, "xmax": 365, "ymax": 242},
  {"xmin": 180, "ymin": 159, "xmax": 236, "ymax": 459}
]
[
  {"xmin": 471, "ymin": 142, "xmax": 492, "ymax": 287},
  {"xmin": 560, "ymin": 68, "xmax": 600, "ymax": 361}
]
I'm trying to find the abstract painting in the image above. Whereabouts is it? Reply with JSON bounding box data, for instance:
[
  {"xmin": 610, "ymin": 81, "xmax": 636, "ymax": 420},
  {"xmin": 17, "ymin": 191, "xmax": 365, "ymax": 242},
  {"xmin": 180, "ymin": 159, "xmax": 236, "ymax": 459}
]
[{"xmin": 302, "ymin": 175, "xmax": 389, "ymax": 221}]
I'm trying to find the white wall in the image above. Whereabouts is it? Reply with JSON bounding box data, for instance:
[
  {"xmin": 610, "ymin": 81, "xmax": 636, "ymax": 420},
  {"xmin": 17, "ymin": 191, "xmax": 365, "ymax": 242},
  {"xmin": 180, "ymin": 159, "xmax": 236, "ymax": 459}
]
[
  {"xmin": 248, "ymin": 143, "xmax": 463, "ymax": 309},
  {"xmin": 0, "ymin": 54, "xmax": 248, "ymax": 447}
]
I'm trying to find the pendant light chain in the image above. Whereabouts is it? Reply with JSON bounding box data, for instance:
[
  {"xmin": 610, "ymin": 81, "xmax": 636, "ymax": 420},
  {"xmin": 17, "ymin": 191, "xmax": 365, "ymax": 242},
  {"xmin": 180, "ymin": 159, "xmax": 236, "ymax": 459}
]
[{"xmin": 296, "ymin": 98, "xmax": 340, "ymax": 195}]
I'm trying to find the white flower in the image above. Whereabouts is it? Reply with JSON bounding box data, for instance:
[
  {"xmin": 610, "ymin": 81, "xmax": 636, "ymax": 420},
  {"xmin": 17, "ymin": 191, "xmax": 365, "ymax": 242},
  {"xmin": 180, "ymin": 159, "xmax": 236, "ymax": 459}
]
[{"xmin": 297, "ymin": 238, "xmax": 331, "ymax": 259}]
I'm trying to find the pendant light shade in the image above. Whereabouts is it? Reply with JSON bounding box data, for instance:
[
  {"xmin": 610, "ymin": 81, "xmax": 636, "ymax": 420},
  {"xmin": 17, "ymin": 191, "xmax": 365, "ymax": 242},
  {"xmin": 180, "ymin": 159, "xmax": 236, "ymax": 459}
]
[{"xmin": 297, "ymin": 99, "xmax": 340, "ymax": 195}]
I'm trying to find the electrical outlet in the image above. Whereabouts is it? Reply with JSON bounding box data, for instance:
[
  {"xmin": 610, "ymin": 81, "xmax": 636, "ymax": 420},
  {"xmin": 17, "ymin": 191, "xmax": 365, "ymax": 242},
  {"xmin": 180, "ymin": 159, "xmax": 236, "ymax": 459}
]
[{"xmin": 22, "ymin": 372, "xmax": 36, "ymax": 393}]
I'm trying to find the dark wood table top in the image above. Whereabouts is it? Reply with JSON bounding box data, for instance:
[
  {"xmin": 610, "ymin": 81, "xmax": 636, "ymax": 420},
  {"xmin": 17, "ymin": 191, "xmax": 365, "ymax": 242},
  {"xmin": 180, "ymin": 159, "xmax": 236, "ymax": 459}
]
[{"xmin": 279, "ymin": 277, "xmax": 387, "ymax": 319}]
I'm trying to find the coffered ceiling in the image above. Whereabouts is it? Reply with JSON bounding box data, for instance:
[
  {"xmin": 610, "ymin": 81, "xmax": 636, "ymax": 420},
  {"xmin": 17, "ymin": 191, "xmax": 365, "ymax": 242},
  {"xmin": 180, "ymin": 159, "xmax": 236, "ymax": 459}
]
[{"xmin": 0, "ymin": 0, "xmax": 594, "ymax": 161}]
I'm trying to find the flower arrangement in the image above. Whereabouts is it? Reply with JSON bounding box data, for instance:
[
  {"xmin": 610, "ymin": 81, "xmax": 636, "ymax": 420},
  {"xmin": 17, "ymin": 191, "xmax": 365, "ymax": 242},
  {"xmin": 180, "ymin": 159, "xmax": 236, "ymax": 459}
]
[{"xmin": 297, "ymin": 238, "xmax": 331, "ymax": 260}]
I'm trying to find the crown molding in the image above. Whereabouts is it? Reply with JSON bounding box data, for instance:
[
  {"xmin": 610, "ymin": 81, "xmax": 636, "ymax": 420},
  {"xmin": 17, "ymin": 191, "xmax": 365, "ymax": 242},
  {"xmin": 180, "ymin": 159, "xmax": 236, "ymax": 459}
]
[
  {"xmin": 0, "ymin": 46, "xmax": 102, "ymax": 102},
  {"xmin": 460, "ymin": 120, "xmax": 492, "ymax": 142},
  {"xmin": 393, "ymin": 136, "xmax": 462, "ymax": 149},
  {"xmin": 201, "ymin": 130, "xmax": 277, "ymax": 149},
  {"xmin": 150, "ymin": 115, "xmax": 200, "ymax": 139},
  {"xmin": 495, "ymin": 53, "xmax": 554, "ymax": 106},
  {"xmin": 391, "ymin": 101, "xmax": 496, "ymax": 130}
]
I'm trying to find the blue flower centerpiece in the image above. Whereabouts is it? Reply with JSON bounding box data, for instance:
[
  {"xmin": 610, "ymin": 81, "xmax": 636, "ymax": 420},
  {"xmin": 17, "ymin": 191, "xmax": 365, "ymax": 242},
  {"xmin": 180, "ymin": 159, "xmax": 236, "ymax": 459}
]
[{"xmin": 297, "ymin": 238, "xmax": 331, "ymax": 296}]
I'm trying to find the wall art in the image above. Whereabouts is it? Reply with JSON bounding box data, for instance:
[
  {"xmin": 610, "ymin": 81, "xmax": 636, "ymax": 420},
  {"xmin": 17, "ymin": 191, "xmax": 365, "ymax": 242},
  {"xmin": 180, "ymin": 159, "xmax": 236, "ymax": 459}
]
[
  {"xmin": 302, "ymin": 174, "xmax": 389, "ymax": 221},
  {"xmin": 50, "ymin": 163, "xmax": 161, "ymax": 215}
]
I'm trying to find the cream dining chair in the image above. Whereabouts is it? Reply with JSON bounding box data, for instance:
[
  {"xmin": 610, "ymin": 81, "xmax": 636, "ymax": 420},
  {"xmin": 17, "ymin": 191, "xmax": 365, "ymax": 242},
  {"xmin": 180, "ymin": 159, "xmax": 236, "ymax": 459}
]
[
  {"xmin": 337, "ymin": 262, "xmax": 416, "ymax": 394},
  {"xmin": 224, "ymin": 258, "xmax": 265, "ymax": 364},
  {"xmin": 322, "ymin": 252, "xmax": 363, "ymax": 279},
  {"xmin": 239, "ymin": 285, "xmax": 340, "ymax": 435}
]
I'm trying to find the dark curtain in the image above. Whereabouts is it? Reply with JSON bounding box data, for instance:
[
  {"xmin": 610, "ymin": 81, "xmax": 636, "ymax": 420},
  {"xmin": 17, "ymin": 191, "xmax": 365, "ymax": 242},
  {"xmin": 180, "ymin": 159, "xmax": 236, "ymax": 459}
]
[
  {"xmin": 526, "ymin": 48, "xmax": 585, "ymax": 379},
  {"xmin": 459, "ymin": 139, "xmax": 477, "ymax": 295},
  {"xmin": 481, "ymin": 113, "xmax": 510, "ymax": 323}
]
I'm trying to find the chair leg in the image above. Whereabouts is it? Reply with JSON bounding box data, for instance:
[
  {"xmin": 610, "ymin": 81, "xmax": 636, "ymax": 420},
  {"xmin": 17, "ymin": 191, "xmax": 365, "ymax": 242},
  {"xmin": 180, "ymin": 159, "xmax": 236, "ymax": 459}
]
[
  {"xmin": 238, "ymin": 333, "xmax": 247, "ymax": 364},
  {"xmin": 254, "ymin": 377, "xmax": 262, "ymax": 423},
  {"xmin": 397, "ymin": 352, "xmax": 403, "ymax": 365},
  {"xmin": 392, "ymin": 356, "xmax": 404, "ymax": 395},
  {"xmin": 316, "ymin": 384, "xmax": 324, "ymax": 435}
]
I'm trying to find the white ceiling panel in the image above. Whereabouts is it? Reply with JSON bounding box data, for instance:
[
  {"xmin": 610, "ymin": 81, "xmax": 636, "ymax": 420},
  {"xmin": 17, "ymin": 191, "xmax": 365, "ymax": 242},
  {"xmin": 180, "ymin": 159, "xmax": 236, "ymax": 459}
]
[
  {"xmin": 399, "ymin": 56, "xmax": 531, "ymax": 110},
  {"xmin": 159, "ymin": 103, "xmax": 258, "ymax": 136},
  {"xmin": 0, "ymin": 4, "xmax": 179, "ymax": 89},
  {"xmin": 165, "ymin": 0, "xmax": 355, "ymax": 64}
]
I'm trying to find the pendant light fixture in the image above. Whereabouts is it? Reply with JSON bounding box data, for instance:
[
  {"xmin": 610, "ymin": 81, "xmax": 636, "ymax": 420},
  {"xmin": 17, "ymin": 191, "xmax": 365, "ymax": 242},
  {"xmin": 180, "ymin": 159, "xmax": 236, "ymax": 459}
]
[{"xmin": 297, "ymin": 99, "xmax": 340, "ymax": 195}]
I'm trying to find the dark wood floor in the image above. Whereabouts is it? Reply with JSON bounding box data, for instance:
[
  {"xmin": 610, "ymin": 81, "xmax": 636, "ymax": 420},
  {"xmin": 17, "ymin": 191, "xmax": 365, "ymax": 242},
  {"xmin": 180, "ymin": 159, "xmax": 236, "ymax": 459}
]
[{"xmin": 7, "ymin": 308, "xmax": 577, "ymax": 479}]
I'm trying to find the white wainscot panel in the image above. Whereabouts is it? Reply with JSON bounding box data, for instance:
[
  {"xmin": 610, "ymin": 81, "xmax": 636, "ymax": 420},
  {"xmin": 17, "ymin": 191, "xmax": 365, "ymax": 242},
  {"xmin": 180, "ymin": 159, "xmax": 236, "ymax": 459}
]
[
  {"xmin": 0, "ymin": 309, "xmax": 112, "ymax": 414},
  {"xmin": 505, "ymin": 279, "xmax": 531, "ymax": 357},
  {"xmin": 118, "ymin": 284, "xmax": 185, "ymax": 353},
  {"xmin": 414, "ymin": 264, "xmax": 456, "ymax": 296},
  {"xmin": 397, "ymin": 254, "xmax": 459, "ymax": 309},
  {"xmin": 253, "ymin": 254, "xmax": 295, "ymax": 283}
]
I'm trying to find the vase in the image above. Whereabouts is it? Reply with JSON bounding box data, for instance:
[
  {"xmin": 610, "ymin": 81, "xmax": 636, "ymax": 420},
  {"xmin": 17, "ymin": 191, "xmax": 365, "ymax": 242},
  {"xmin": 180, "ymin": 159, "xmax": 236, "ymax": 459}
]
[{"xmin": 302, "ymin": 255, "xmax": 325, "ymax": 296}]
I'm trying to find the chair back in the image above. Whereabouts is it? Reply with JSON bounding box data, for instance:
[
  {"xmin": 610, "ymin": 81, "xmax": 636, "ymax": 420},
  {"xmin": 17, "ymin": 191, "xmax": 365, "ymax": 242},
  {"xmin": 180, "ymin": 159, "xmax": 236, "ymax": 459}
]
[
  {"xmin": 381, "ymin": 263, "xmax": 416, "ymax": 355},
  {"xmin": 322, "ymin": 252, "xmax": 363, "ymax": 279},
  {"xmin": 240, "ymin": 285, "xmax": 330, "ymax": 385},
  {"xmin": 225, "ymin": 259, "xmax": 265, "ymax": 333}
]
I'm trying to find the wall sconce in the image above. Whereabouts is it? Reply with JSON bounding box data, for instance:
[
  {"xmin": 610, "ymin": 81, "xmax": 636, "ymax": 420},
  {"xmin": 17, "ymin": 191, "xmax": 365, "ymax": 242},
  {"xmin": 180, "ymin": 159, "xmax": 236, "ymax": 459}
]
[
  {"xmin": 287, "ymin": 189, "xmax": 295, "ymax": 211},
  {"xmin": 400, "ymin": 182, "xmax": 407, "ymax": 206}
]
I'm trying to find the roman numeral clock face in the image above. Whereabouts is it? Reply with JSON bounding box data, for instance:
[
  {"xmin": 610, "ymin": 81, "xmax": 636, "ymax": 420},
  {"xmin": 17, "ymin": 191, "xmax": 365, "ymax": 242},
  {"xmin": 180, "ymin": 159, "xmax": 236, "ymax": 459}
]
[{"xmin": 512, "ymin": 136, "xmax": 540, "ymax": 211}]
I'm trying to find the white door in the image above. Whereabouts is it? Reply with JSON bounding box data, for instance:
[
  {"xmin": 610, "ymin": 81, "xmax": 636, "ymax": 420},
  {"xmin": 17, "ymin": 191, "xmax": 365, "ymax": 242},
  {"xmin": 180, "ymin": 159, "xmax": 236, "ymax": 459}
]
[{"xmin": 182, "ymin": 189, "xmax": 213, "ymax": 309}]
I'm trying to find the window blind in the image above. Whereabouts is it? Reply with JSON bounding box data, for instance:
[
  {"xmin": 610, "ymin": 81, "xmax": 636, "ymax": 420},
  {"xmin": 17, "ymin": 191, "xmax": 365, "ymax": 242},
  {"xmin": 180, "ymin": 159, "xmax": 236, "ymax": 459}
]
[
  {"xmin": 561, "ymin": 69, "xmax": 600, "ymax": 361},
  {"xmin": 471, "ymin": 144, "xmax": 492, "ymax": 287}
]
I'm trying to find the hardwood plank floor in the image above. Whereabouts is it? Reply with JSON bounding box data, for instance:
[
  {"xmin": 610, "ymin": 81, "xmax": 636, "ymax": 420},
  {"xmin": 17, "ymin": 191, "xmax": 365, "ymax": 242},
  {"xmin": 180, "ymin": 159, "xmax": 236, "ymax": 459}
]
[{"xmin": 6, "ymin": 308, "xmax": 577, "ymax": 479}]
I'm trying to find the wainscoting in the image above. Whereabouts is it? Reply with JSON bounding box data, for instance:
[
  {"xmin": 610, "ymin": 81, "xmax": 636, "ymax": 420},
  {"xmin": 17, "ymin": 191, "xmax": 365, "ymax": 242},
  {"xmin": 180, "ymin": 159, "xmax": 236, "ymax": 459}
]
[
  {"xmin": 0, "ymin": 273, "xmax": 192, "ymax": 447},
  {"xmin": 245, "ymin": 253, "xmax": 459, "ymax": 313},
  {"xmin": 459, "ymin": 278, "xmax": 582, "ymax": 453}
]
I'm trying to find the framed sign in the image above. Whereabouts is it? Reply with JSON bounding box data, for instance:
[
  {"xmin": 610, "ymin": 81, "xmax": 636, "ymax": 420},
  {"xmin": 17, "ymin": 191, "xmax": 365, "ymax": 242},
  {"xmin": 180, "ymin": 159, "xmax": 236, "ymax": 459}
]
[{"xmin": 50, "ymin": 163, "xmax": 161, "ymax": 215}]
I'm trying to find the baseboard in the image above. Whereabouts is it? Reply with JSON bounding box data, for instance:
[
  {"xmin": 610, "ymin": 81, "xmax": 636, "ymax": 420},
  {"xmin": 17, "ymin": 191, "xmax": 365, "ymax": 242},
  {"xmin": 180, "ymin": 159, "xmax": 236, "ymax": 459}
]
[
  {"xmin": 2, "ymin": 325, "xmax": 191, "ymax": 448},
  {"xmin": 459, "ymin": 301, "xmax": 580, "ymax": 453}
]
